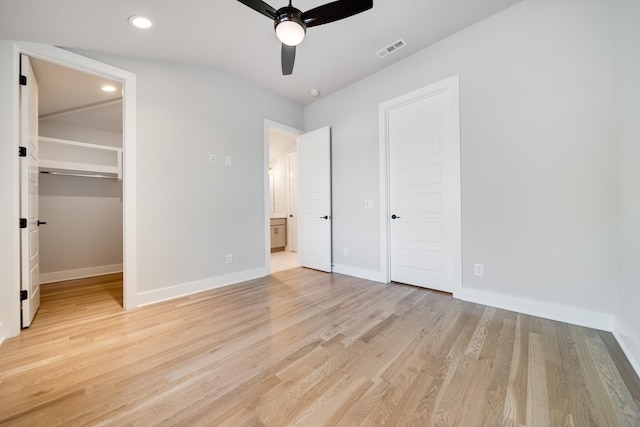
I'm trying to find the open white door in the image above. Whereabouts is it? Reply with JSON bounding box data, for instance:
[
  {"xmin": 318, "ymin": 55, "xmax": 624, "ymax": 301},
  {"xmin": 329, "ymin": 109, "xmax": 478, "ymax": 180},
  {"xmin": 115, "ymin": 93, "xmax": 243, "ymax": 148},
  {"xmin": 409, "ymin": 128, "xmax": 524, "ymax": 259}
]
[
  {"xmin": 20, "ymin": 55, "xmax": 41, "ymax": 327},
  {"xmin": 298, "ymin": 126, "xmax": 332, "ymax": 272}
]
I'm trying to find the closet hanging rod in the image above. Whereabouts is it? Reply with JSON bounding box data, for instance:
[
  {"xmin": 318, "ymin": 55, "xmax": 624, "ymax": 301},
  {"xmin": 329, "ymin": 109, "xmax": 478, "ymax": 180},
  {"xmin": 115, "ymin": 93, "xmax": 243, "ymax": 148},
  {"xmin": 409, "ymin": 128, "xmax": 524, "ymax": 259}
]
[{"xmin": 40, "ymin": 171, "xmax": 117, "ymax": 179}]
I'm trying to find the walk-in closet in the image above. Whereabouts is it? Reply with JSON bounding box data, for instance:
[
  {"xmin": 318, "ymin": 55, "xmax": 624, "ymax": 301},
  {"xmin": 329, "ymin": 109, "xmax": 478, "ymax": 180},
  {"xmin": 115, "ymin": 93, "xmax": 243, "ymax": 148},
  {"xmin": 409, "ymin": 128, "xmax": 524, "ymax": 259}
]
[{"xmin": 31, "ymin": 57, "xmax": 124, "ymax": 301}]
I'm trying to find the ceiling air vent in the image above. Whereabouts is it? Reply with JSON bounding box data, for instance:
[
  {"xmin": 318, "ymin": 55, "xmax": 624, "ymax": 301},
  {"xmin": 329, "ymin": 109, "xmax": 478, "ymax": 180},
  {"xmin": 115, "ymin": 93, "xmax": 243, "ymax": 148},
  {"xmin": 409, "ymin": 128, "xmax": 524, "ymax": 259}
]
[{"xmin": 376, "ymin": 39, "xmax": 407, "ymax": 59}]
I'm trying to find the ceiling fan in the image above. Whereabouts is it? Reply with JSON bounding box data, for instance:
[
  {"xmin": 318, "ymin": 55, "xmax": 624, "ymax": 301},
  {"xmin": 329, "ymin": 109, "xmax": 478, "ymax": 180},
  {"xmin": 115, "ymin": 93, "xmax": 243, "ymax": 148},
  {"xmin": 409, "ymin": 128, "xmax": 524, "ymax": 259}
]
[{"xmin": 237, "ymin": 0, "xmax": 373, "ymax": 75}]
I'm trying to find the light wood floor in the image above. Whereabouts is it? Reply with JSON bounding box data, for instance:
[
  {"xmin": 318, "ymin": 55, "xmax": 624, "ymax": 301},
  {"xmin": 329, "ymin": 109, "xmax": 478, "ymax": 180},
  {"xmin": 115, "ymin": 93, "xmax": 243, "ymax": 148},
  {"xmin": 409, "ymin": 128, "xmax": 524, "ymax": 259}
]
[
  {"xmin": 1, "ymin": 270, "xmax": 639, "ymax": 426},
  {"xmin": 271, "ymin": 251, "xmax": 300, "ymax": 273}
]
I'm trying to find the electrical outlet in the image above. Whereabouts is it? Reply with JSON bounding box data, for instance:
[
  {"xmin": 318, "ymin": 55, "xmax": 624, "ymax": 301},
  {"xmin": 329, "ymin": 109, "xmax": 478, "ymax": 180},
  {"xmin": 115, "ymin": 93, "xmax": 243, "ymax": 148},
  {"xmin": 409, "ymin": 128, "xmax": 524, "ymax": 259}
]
[
  {"xmin": 225, "ymin": 156, "xmax": 232, "ymax": 166},
  {"xmin": 226, "ymin": 254, "xmax": 233, "ymax": 264},
  {"xmin": 210, "ymin": 154, "xmax": 216, "ymax": 163},
  {"xmin": 343, "ymin": 248, "xmax": 349, "ymax": 256},
  {"xmin": 474, "ymin": 263, "xmax": 484, "ymax": 276}
]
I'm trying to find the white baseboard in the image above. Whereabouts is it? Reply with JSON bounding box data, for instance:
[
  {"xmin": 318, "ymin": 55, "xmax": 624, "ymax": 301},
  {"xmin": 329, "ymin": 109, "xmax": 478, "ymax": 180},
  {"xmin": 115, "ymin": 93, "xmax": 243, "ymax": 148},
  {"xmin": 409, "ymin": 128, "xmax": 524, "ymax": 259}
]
[
  {"xmin": 40, "ymin": 264, "xmax": 123, "ymax": 284},
  {"xmin": 0, "ymin": 322, "xmax": 4, "ymax": 347},
  {"xmin": 456, "ymin": 287, "xmax": 615, "ymax": 332},
  {"xmin": 331, "ymin": 264, "xmax": 386, "ymax": 283},
  {"xmin": 613, "ymin": 317, "xmax": 640, "ymax": 378},
  {"xmin": 136, "ymin": 267, "xmax": 269, "ymax": 307}
]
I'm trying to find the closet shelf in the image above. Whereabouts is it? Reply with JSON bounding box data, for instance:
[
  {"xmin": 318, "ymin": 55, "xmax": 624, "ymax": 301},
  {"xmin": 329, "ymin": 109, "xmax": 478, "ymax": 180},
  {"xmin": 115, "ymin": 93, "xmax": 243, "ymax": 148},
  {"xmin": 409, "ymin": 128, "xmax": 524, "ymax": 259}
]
[{"xmin": 38, "ymin": 136, "xmax": 123, "ymax": 180}]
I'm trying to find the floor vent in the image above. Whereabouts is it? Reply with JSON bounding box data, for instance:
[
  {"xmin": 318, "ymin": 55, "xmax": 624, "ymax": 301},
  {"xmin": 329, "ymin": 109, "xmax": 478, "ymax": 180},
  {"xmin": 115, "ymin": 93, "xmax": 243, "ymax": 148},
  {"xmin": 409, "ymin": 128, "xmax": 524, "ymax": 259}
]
[{"xmin": 376, "ymin": 39, "xmax": 407, "ymax": 59}]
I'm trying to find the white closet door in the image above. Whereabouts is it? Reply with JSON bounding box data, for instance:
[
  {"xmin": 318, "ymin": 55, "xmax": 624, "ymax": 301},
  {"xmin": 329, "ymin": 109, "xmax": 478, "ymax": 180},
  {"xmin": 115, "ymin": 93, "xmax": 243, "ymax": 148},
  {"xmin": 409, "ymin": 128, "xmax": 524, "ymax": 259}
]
[
  {"xmin": 20, "ymin": 54, "xmax": 41, "ymax": 327},
  {"xmin": 388, "ymin": 88, "xmax": 458, "ymax": 293}
]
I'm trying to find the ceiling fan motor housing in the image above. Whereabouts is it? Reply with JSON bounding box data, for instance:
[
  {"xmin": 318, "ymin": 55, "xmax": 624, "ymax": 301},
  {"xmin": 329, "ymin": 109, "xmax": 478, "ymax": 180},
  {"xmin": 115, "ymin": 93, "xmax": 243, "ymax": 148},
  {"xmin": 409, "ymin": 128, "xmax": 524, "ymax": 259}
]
[{"xmin": 274, "ymin": 6, "xmax": 307, "ymax": 45}]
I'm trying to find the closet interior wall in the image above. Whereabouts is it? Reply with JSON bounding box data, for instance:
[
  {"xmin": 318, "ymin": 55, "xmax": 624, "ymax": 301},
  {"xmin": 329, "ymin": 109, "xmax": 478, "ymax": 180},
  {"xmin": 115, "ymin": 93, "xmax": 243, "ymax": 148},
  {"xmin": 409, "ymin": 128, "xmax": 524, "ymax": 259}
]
[{"xmin": 38, "ymin": 119, "xmax": 123, "ymax": 284}]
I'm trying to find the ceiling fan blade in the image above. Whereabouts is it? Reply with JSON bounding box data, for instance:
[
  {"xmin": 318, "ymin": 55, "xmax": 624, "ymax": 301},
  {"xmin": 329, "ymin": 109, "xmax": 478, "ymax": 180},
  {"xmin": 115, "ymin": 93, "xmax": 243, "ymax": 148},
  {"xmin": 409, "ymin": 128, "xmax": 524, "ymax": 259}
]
[
  {"xmin": 301, "ymin": 0, "xmax": 373, "ymax": 28},
  {"xmin": 236, "ymin": 0, "xmax": 277, "ymax": 19},
  {"xmin": 281, "ymin": 44, "xmax": 296, "ymax": 75}
]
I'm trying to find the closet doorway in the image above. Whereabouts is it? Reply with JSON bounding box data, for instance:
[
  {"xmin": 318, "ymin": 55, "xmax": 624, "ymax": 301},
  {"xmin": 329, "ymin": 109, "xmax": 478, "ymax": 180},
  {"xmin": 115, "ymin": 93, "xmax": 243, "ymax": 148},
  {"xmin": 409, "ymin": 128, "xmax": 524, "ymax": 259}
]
[
  {"xmin": 29, "ymin": 56, "xmax": 125, "ymax": 315},
  {"xmin": 266, "ymin": 123, "xmax": 301, "ymax": 273}
]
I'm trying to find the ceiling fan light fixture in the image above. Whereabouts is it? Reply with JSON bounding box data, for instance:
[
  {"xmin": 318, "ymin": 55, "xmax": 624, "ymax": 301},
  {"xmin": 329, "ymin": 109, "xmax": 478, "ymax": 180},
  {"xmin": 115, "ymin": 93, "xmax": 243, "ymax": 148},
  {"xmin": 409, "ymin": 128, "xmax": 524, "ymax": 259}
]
[
  {"xmin": 275, "ymin": 9, "xmax": 306, "ymax": 46},
  {"xmin": 276, "ymin": 21, "xmax": 305, "ymax": 46}
]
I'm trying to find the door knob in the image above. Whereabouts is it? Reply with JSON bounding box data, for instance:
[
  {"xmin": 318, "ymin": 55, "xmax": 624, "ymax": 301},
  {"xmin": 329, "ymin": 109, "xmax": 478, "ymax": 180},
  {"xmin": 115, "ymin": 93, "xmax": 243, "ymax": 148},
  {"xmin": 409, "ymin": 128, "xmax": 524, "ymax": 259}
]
[
  {"xmin": 37, "ymin": 220, "xmax": 47, "ymax": 226},
  {"xmin": 391, "ymin": 214, "xmax": 400, "ymax": 219},
  {"xmin": 319, "ymin": 215, "xmax": 329, "ymax": 220}
]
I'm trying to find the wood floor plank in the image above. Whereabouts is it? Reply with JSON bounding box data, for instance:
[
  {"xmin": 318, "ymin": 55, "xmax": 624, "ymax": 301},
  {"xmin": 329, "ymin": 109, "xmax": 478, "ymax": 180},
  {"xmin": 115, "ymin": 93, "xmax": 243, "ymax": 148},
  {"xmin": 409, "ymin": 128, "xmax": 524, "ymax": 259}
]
[
  {"xmin": 464, "ymin": 306, "xmax": 496, "ymax": 359},
  {"xmin": 337, "ymin": 377, "xmax": 390, "ymax": 426},
  {"xmin": 481, "ymin": 317, "xmax": 516, "ymax": 425},
  {"xmin": 503, "ymin": 314, "xmax": 530, "ymax": 426},
  {"xmin": 572, "ymin": 326, "xmax": 621, "ymax": 427},
  {"xmin": 599, "ymin": 329, "xmax": 640, "ymax": 408},
  {"xmin": 1, "ymin": 269, "xmax": 639, "ymax": 426},
  {"xmin": 585, "ymin": 332, "xmax": 640, "ymax": 426},
  {"xmin": 526, "ymin": 332, "xmax": 551, "ymax": 427}
]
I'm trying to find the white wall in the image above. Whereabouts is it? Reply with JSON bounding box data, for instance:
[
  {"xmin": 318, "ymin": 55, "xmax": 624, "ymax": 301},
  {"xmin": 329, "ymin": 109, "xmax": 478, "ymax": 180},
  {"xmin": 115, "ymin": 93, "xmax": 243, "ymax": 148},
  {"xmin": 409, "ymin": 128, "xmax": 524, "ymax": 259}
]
[
  {"xmin": 305, "ymin": 0, "xmax": 618, "ymax": 327},
  {"xmin": 71, "ymin": 52, "xmax": 304, "ymax": 299},
  {"xmin": 614, "ymin": 0, "xmax": 640, "ymax": 374},
  {"xmin": 38, "ymin": 174, "xmax": 123, "ymax": 279},
  {"xmin": 0, "ymin": 41, "xmax": 20, "ymax": 342}
]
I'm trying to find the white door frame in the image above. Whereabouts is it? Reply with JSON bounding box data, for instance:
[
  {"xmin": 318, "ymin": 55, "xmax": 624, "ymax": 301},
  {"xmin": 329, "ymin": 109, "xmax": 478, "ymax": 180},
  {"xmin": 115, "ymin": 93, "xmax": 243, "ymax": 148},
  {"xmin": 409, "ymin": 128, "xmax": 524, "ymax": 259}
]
[
  {"xmin": 285, "ymin": 151, "xmax": 298, "ymax": 252},
  {"xmin": 12, "ymin": 42, "xmax": 138, "ymax": 316},
  {"xmin": 379, "ymin": 75, "xmax": 462, "ymax": 296},
  {"xmin": 263, "ymin": 119, "xmax": 302, "ymax": 273}
]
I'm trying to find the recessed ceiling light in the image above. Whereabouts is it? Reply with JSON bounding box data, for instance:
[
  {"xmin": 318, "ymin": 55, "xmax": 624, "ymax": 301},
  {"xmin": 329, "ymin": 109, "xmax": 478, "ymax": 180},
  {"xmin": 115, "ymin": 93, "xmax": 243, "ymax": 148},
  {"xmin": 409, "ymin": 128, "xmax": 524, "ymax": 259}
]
[
  {"xmin": 128, "ymin": 15, "xmax": 153, "ymax": 29},
  {"xmin": 309, "ymin": 89, "xmax": 320, "ymax": 97},
  {"xmin": 102, "ymin": 85, "xmax": 117, "ymax": 92}
]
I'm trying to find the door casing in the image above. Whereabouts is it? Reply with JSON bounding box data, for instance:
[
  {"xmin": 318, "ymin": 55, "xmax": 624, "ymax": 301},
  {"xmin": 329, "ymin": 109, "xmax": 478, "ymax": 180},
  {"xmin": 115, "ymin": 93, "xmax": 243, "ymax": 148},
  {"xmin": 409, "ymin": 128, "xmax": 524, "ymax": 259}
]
[{"xmin": 286, "ymin": 151, "xmax": 298, "ymax": 253}]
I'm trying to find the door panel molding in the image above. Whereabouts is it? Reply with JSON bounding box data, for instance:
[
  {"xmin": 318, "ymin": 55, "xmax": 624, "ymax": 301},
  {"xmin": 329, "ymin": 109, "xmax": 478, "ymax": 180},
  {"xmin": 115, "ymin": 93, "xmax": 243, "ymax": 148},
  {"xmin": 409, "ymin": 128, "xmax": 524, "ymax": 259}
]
[{"xmin": 379, "ymin": 75, "xmax": 461, "ymax": 296}]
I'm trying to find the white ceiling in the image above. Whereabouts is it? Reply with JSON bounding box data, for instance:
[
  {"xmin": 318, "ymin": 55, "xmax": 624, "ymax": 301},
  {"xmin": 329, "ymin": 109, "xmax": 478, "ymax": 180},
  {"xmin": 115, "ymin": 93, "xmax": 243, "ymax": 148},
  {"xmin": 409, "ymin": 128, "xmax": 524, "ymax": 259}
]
[
  {"xmin": 30, "ymin": 59, "xmax": 121, "ymax": 117},
  {"xmin": 1, "ymin": 0, "xmax": 522, "ymax": 107},
  {"xmin": 30, "ymin": 58, "xmax": 123, "ymax": 133}
]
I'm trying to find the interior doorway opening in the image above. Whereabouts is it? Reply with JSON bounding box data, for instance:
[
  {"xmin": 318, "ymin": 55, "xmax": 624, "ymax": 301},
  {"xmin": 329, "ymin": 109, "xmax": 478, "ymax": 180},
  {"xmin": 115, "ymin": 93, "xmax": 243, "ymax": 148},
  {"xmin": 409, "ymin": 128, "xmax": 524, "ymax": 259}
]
[
  {"xmin": 268, "ymin": 127, "xmax": 300, "ymax": 273},
  {"xmin": 21, "ymin": 54, "xmax": 126, "ymax": 326},
  {"xmin": 34, "ymin": 57, "xmax": 124, "ymax": 286}
]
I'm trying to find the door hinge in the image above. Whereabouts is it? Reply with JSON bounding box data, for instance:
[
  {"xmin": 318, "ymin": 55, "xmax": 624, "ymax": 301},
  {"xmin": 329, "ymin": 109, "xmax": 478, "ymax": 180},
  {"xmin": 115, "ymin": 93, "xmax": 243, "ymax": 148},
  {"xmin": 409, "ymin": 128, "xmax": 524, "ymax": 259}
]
[
  {"xmin": 19, "ymin": 75, "xmax": 27, "ymax": 86},
  {"xmin": 19, "ymin": 218, "xmax": 27, "ymax": 229},
  {"xmin": 19, "ymin": 146, "xmax": 27, "ymax": 157},
  {"xmin": 20, "ymin": 290, "xmax": 28, "ymax": 301}
]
